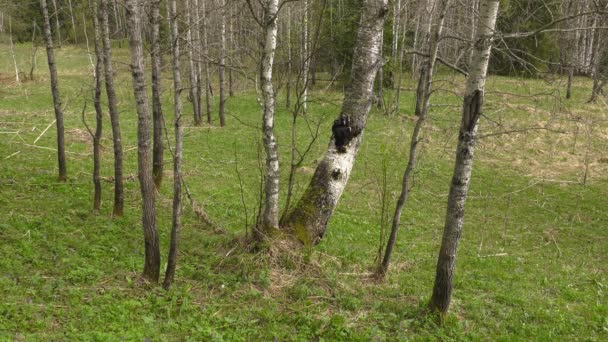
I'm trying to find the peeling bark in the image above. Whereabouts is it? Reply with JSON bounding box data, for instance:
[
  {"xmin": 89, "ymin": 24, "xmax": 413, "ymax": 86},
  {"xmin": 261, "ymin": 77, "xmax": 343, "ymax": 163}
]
[
  {"xmin": 283, "ymin": 0, "xmax": 389, "ymax": 245},
  {"xmin": 258, "ymin": 0, "xmax": 280, "ymax": 237}
]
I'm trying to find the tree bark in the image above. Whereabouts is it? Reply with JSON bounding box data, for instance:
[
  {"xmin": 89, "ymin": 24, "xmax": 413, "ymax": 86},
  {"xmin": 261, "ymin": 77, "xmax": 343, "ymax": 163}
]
[
  {"xmin": 164, "ymin": 0, "xmax": 182, "ymax": 290},
  {"xmin": 185, "ymin": 0, "xmax": 201, "ymax": 125},
  {"xmin": 301, "ymin": 0, "xmax": 310, "ymax": 115},
  {"xmin": 51, "ymin": 0, "xmax": 61, "ymax": 48},
  {"xmin": 101, "ymin": 0, "xmax": 124, "ymax": 216},
  {"xmin": 40, "ymin": 0, "xmax": 67, "ymax": 182},
  {"xmin": 429, "ymin": 0, "xmax": 499, "ymax": 314},
  {"xmin": 91, "ymin": 0, "xmax": 104, "ymax": 213},
  {"xmin": 285, "ymin": 5, "xmax": 292, "ymax": 109},
  {"xmin": 125, "ymin": 0, "xmax": 161, "ymax": 283},
  {"xmin": 8, "ymin": 16, "xmax": 20, "ymax": 85},
  {"xmin": 150, "ymin": 0, "xmax": 164, "ymax": 188},
  {"xmin": 218, "ymin": 0, "xmax": 227, "ymax": 127},
  {"xmin": 258, "ymin": 0, "xmax": 280, "ymax": 237},
  {"xmin": 377, "ymin": 0, "xmax": 449, "ymax": 279},
  {"xmin": 282, "ymin": 0, "xmax": 388, "ymax": 245},
  {"xmin": 67, "ymin": 0, "xmax": 77, "ymax": 43},
  {"xmin": 202, "ymin": 0, "xmax": 212, "ymax": 124}
]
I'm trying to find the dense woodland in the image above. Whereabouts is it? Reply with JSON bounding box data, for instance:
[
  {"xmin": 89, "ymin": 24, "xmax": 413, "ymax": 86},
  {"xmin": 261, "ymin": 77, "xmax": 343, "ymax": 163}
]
[{"xmin": 0, "ymin": 0, "xmax": 607, "ymax": 339}]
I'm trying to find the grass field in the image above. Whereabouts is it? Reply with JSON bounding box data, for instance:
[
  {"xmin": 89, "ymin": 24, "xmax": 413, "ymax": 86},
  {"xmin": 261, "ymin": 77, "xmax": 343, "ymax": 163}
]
[{"xmin": 1, "ymin": 43, "xmax": 607, "ymax": 340}]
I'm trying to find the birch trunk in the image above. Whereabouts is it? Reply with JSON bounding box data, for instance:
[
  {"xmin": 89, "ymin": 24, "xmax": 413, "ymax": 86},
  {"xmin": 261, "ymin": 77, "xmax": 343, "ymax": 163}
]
[
  {"xmin": 301, "ymin": 0, "xmax": 310, "ymax": 114},
  {"xmin": 91, "ymin": 0, "xmax": 104, "ymax": 212},
  {"xmin": 286, "ymin": 5, "xmax": 292, "ymax": 109},
  {"xmin": 258, "ymin": 0, "xmax": 280, "ymax": 237},
  {"xmin": 68, "ymin": 0, "xmax": 77, "ymax": 43},
  {"xmin": 125, "ymin": 0, "xmax": 161, "ymax": 283},
  {"xmin": 150, "ymin": 0, "xmax": 164, "ymax": 187},
  {"xmin": 218, "ymin": 0, "xmax": 227, "ymax": 127},
  {"xmin": 429, "ymin": 0, "xmax": 499, "ymax": 314},
  {"xmin": 202, "ymin": 0, "xmax": 212, "ymax": 124},
  {"xmin": 192, "ymin": 0, "xmax": 203, "ymax": 112},
  {"xmin": 283, "ymin": 0, "xmax": 388, "ymax": 245},
  {"xmin": 185, "ymin": 0, "xmax": 201, "ymax": 125},
  {"xmin": 101, "ymin": 0, "xmax": 124, "ymax": 217},
  {"xmin": 40, "ymin": 0, "xmax": 67, "ymax": 182},
  {"xmin": 377, "ymin": 0, "xmax": 449, "ymax": 279},
  {"xmin": 51, "ymin": 0, "xmax": 61, "ymax": 48},
  {"xmin": 8, "ymin": 16, "xmax": 20, "ymax": 85},
  {"xmin": 164, "ymin": 0, "xmax": 182, "ymax": 290}
]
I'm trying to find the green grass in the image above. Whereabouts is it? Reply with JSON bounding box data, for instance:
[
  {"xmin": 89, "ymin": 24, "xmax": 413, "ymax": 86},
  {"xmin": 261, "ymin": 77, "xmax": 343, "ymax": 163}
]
[{"xmin": 1, "ymin": 43, "xmax": 607, "ymax": 340}]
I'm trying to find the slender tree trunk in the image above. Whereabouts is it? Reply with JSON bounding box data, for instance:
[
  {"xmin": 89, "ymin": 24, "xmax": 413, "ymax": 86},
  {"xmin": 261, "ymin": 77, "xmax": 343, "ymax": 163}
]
[
  {"xmin": 258, "ymin": 0, "xmax": 281, "ymax": 238},
  {"xmin": 218, "ymin": 0, "xmax": 227, "ymax": 127},
  {"xmin": 377, "ymin": 0, "xmax": 449, "ymax": 279},
  {"xmin": 101, "ymin": 0, "xmax": 124, "ymax": 217},
  {"xmin": 164, "ymin": 0, "xmax": 182, "ymax": 290},
  {"xmin": 286, "ymin": 5, "xmax": 292, "ymax": 109},
  {"xmin": 192, "ymin": 0, "xmax": 203, "ymax": 116},
  {"xmin": 185, "ymin": 0, "xmax": 201, "ymax": 125},
  {"xmin": 83, "ymin": 13, "xmax": 95, "ymax": 76},
  {"xmin": 41, "ymin": 0, "xmax": 67, "ymax": 181},
  {"xmin": 8, "ymin": 16, "xmax": 20, "ymax": 85},
  {"xmin": 229, "ymin": 3, "xmax": 234, "ymax": 97},
  {"xmin": 302, "ymin": 0, "xmax": 310, "ymax": 114},
  {"xmin": 125, "ymin": 0, "xmax": 160, "ymax": 283},
  {"xmin": 150, "ymin": 0, "xmax": 164, "ymax": 188},
  {"xmin": 68, "ymin": 0, "xmax": 77, "ymax": 43},
  {"xmin": 282, "ymin": 0, "xmax": 389, "ymax": 245},
  {"xmin": 51, "ymin": 0, "xmax": 61, "ymax": 48},
  {"xmin": 566, "ymin": 67, "xmax": 573, "ymax": 99},
  {"xmin": 202, "ymin": 0, "xmax": 212, "ymax": 124},
  {"xmin": 91, "ymin": 0, "xmax": 104, "ymax": 212},
  {"xmin": 29, "ymin": 21, "xmax": 38, "ymax": 81},
  {"xmin": 429, "ymin": 0, "xmax": 499, "ymax": 314}
]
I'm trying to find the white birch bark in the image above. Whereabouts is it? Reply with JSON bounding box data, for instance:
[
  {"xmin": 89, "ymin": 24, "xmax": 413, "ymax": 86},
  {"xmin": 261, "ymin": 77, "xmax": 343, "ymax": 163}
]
[
  {"xmin": 51, "ymin": 0, "xmax": 61, "ymax": 47},
  {"xmin": 301, "ymin": 0, "xmax": 310, "ymax": 114},
  {"xmin": 430, "ymin": 0, "xmax": 500, "ymax": 314},
  {"xmin": 258, "ymin": 0, "xmax": 280, "ymax": 235},
  {"xmin": 283, "ymin": 0, "xmax": 389, "ymax": 244},
  {"xmin": 218, "ymin": 0, "xmax": 227, "ymax": 127}
]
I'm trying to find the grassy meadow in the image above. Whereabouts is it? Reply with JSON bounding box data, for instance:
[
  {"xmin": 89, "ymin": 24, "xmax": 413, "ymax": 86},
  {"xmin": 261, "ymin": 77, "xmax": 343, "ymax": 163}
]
[{"xmin": 0, "ymin": 43, "xmax": 607, "ymax": 340}]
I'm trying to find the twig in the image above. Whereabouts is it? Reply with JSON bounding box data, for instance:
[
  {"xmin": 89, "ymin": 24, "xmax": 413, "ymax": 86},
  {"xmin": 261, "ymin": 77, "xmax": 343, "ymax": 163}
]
[{"xmin": 33, "ymin": 119, "xmax": 56, "ymax": 144}]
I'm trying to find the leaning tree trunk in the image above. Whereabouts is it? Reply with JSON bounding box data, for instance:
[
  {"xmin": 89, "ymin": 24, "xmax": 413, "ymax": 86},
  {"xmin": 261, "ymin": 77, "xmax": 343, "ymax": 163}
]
[
  {"xmin": 429, "ymin": 0, "xmax": 500, "ymax": 314},
  {"xmin": 91, "ymin": 0, "xmax": 104, "ymax": 212},
  {"xmin": 164, "ymin": 0, "xmax": 182, "ymax": 290},
  {"xmin": 100, "ymin": 0, "xmax": 124, "ymax": 216},
  {"xmin": 125, "ymin": 0, "xmax": 161, "ymax": 283},
  {"xmin": 218, "ymin": 0, "xmax": 227, "ymax": 127},
  {"xmin": 150, "ymin": 0, "xmax": 164, "ymax": 188},
  {"xmin": 282, "ymin": 0, "xmax": 388, "ymax": 245},
  {"xmin": 258, "ymin": 0, "xmax": 280, "ymax": 238},
  {"xmin": 377, "ymin": 0, "xmax": 449, "ymax": 279},
  {"xmin": 40, "ymin": 0, "xmax": 67, "ymax": 181}
]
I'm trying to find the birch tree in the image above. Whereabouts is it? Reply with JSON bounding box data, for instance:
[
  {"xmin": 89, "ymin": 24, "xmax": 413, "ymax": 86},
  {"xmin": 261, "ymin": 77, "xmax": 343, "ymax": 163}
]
[
  {"xmin": 219, "ymin": 0, "xmax": 227, "ymax": 127},
  {"xmin": 91, "ymin": 0, "xmax": 104, "ymax": 212},
  {"xmin": 257, "ymin": 0, "xmax": 280, "ymax": 237},
  {"xmin": 377, "ymin": 0, "xmax": 450, "ymax": 279},
  {"xmin": 40, "ymin": 0, "xmax": 67, "ymax": 181},
  {"xmin": 150, "ymin": 0, "xmax": 164, "ymax": 187},
  {"xmin": 164, "ymin": 0, "xmax": 182, "ymax": 290},
  {"xmin": 101, "ymin": 0, "xmax": 124, "ymax": 216},
  {"xmin": 429, "ymin": 0, "xmax": 500, "ymax": 314},
  {"xmin": 282, "ymin": 0, "xmax": 389, "ymax": 245},
  {"xmin": 125, "ymin": 0, "xmax": 161, "ymax": 283}
]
